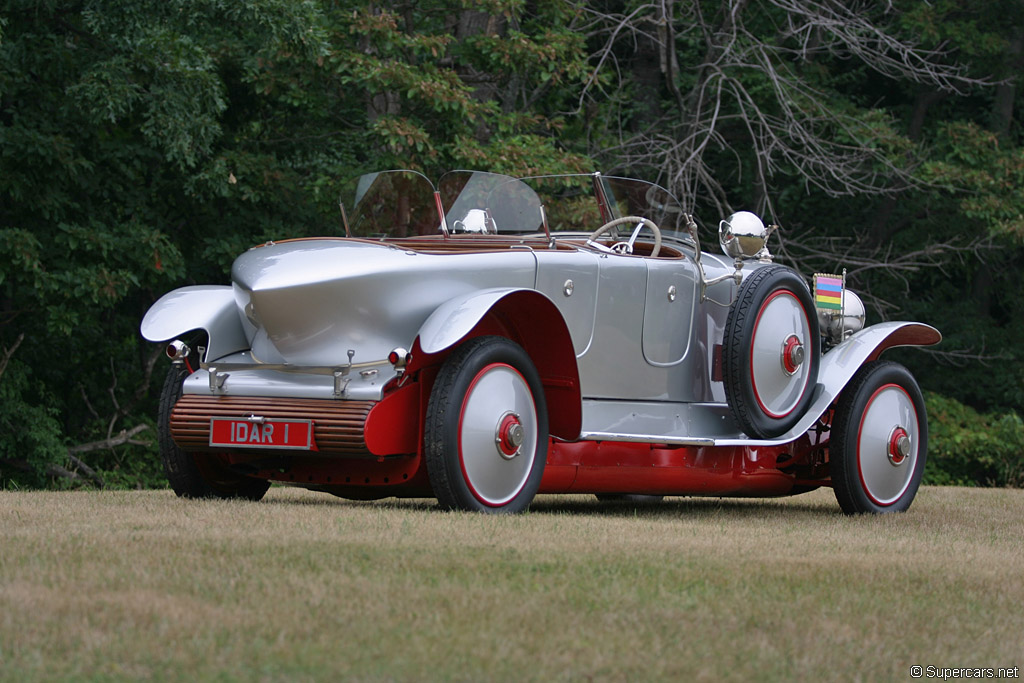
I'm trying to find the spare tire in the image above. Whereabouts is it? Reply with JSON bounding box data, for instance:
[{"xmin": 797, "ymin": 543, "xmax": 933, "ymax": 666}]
[{"xmin": 723, "ymin": 265, "xmax": 820, "ymax": 438}]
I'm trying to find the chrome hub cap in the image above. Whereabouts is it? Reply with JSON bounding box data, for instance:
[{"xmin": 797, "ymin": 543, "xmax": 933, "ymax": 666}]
[
  {"xmin": 750, "ymin": 291, "xmax": 813, "ymax": 418},
  {"xmin": 459, "ymin": 363, "xmax": 537, "ymax": 507},
  {"xmin": 887, "ymin": 426, "xmax": 911, "ymax": 466},
  {"xmin": 781, "ymin": 334, "xmax": 805, "ymax": 375},
  {"xmin": 858, "ymin": 384, "xmax": 919, "ymax": 505},
  {"xmin": 495, "ymin": 412, "xmax": 524, "ymax": 459}
]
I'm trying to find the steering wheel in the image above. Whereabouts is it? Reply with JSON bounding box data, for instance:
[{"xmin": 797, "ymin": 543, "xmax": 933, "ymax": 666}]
[{"xmin": 586, "ymin": 216, "xmax": 662, "ymax": 257}]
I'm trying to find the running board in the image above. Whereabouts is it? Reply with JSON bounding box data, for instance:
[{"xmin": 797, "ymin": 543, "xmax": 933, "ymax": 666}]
[{"xmin": 577, "ymin": 392, "xmax": 824, "ymax": 448}]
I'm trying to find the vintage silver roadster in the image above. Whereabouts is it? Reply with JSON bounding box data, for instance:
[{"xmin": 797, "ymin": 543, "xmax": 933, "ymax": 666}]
[{"xmin": 141, "ymin": 170, "xmax": 940, "ymax": 514}]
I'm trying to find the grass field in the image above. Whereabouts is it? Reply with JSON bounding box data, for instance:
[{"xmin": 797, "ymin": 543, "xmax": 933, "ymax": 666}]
[{"xmin": 1, "ymin": 486, "xmax": 1022, "ymax": 682}]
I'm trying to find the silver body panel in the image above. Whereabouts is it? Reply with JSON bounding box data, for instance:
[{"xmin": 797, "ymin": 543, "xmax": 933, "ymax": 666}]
[
  {"xmin": 234, "ymin": 241, "xmax": 536, "ymax": 367},
  {"xmin": 151, "ymin": 238, "xmax": 747, "ymax": 407},
  {"xmin": 183, "ymin": 352, "xmax": 390, "ymax": 401},
  {"xmin": 419, "ymin": 287, "xmax": 538, "ymax": 355},
  {"xmin": 140, "ymin": 285, "xmax": 249, "ymax": 363},
  {"xmin": 533, "ymin": 250, "xmax": 601, "ymax": 356}
]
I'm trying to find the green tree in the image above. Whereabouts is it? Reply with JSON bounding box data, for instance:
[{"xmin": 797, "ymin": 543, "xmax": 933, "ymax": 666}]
[
  {"xmin": 0, "ymin": 0, "xmax": 597, "ymax": 487},
  {"xmin": 0, "ymin": 0, "xmax": 341, "ymax": 486}
]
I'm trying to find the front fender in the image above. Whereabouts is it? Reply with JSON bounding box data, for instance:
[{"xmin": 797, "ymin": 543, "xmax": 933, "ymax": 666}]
[
  {"xmin": 140, "ymin": 285, "xmax": 249, "ymax": 363},
  {"xmin": 417, "ymin": 287, "xmax": 526, "ymax": 354},
  {"xmin": 414, "ymin": 287, "xmax": 582, "ymax": 441},
  {"xmin": 715, "ymin": 321, "xmax": 941, "ymax": 446}
]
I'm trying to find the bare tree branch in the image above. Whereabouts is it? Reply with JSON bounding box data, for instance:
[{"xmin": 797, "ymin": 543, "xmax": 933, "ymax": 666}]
[
  {"xmin": 578, "ymin": 0, "xmax": 993, "ymax": 218},
  {"xmin": 0, "ymin": 333, "xmax": 25, "ymax": 382},
  {"xmin": 56, "ymin": 423, "xmax": 153, "ymax": 489},
  {"xmin": 67, "ymin": 424, "xmax": 151, "ymax": 456},
  {"xmin": 63, "ymin": 453, "xmax": 106, "ymax": 488},
  {"xmin": 919, "ymin": 344, "xmax": 1011, "ymax": 368},
  {"xmin": 0, "ymin": 457, "xmax": 102, "ymax": 487},
  {"xmin": 1, "ymin": 424, "xmax": 151, "ymax": 488}
]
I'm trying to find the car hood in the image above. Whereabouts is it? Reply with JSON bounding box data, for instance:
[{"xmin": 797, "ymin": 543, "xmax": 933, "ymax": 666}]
[{"xmin": 231, "ymin": 239, "xmax": 537, "ymax": 367}]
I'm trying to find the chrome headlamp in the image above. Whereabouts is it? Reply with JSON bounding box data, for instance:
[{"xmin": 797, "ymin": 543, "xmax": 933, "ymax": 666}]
[
  {"xmin": 720, "ymin": 211, "xmax": 770, "ymax": 259},
  {"xmin": 818, "ymin": 290, "xmax": 866, "ymax": 344}
]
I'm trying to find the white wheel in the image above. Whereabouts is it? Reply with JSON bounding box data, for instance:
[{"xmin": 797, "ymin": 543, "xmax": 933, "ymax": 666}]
[
  {"xmin": 458, "ymin": 363, "xmax": 539, "ymax": 506},
  {"xmin": 832, "ymin": 361, "xmax": 927, "ymax": 514},
  {"xmin": 750, "ymin": 291, "xmax": 815, "ymax": 418},
  {"xmin": 425, "ymin": 336, "xmax": 548, "ymax": 513}
]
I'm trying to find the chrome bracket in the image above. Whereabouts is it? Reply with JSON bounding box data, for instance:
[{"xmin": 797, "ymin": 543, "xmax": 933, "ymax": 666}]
[
  {"xmin": 333, "ymin": 349, "xmax": 357, "ymax": 397},
  {"xmin": 700, "ymin": 258, "xmax": 744, "ymax": 305},
  {"xmin": 208, "ymin": 366, "xmax": 229, "ymax": 392},
  {"xmin": 333, "ymin": 372, "xmax": 350, "ymax": 397},
  {"xmin": 686, "ymin": 213, "xmax": 743, "ymax": 306}
]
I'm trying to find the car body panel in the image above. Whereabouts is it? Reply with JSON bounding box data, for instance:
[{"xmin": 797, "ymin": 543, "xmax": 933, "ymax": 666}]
[
  {"xmin": 140, "ymin": 285, "xmax": 249, "ymax": 363},
  {"xmin": 534, "ymin": 249, "xmax": 601, "ymax": 356},
  {"xmin": 575, "ymin": 321, "xmax": 939, "ymax": 447},
  {"xmin": 418, "ymin": 287, "xmax": 538, "ymax": 355},
  {"xmin": 234, "ymin": 240, "xmax": 537, "ymax": 368},
  {"xmin": 642, "ymin": 253, "xmax": 699, "ymax": 366}
]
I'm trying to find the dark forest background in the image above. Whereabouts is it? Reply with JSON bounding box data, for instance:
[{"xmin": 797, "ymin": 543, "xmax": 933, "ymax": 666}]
[{"xmin": 2, "ymin": 0, "xmax": 1022, "ymax": 489}]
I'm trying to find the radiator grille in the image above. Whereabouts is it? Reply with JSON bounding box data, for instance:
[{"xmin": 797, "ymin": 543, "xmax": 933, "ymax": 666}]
[{"xmin": 170, "ymin": 395, "xmax": 375, "ymax": 456}]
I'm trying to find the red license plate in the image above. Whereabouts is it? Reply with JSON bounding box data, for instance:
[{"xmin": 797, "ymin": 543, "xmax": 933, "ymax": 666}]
[{"xmin": 209, "ymin": 418, "xmax": 317, "ymax": 451}]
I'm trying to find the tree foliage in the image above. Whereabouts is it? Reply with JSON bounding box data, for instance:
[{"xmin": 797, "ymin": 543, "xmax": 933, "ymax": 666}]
[{"xmin": 1, "ymin": 0, "xmax": 1022, "ymax": 488}]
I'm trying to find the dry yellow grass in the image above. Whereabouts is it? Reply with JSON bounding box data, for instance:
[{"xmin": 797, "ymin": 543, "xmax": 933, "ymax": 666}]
[{"xmin": 1, "ymin": 486, "xmax": 1022, "ymax": 681}]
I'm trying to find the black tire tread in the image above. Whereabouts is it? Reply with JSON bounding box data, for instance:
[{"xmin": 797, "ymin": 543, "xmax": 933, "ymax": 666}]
[
  {"xmin": 423, "ymin": 340, "xmax": 481, "ymax": 511},
  {"xmin": 722, "ymin": 265, "xmax": 819, "ymax": 438}
]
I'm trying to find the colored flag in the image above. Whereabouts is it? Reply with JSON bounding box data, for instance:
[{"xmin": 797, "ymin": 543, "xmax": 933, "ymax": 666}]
[{"xmin": 814, "ymin": 273, "xmax": 843, "ymax": 310}]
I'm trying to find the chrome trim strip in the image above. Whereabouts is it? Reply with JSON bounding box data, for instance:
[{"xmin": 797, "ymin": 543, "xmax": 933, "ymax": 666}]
[
  {"xmin": 579, "ymin": 431, "xmax": 715, "ymax": 446},
  {"xmin": 199, "ymin": 358, "xmax": 389, "ymax": 376}
]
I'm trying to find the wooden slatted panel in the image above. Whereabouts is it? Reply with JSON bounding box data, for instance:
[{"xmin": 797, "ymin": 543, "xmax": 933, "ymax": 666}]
[{"xmin": 170, "ymin": 395, "xmax": 375, "ymax": 456}]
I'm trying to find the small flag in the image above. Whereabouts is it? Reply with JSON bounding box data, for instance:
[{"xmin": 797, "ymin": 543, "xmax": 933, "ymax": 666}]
[{"xmin": 814, "ymin": 273, "xmax": 843, "ymax": 310}]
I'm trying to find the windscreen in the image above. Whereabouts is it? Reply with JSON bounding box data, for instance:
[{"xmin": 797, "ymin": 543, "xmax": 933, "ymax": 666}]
[
  {"xmin": 339, "ymin": 170, "xmax": 439, "ymax": 238},
  {"xmin": 338, "ymin": 169, "xmax": 691, "ymax": 243},
  {"xmin": 519, "ymin": 174, "xmax": 692, "ymax": 244},
  {"xmin": 517, "ymin": 175, "xmax": 600, "ymax": 233},
  {"xmin": 599, "ymin": 176, "xmax": 691, "ymax": 238},
  {"xmin": 439, "ymin": 171, "xmax": 546, "ymax": 236}
]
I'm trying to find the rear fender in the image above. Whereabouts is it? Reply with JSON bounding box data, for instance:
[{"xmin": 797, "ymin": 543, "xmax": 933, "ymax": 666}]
[
  {"xmin": 413, "ymin": 288, "xmax": 582, "ymax": 441},
  {"xmin": 140, "ymin": 285, "xmax": 249, "ymax": 363}
]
